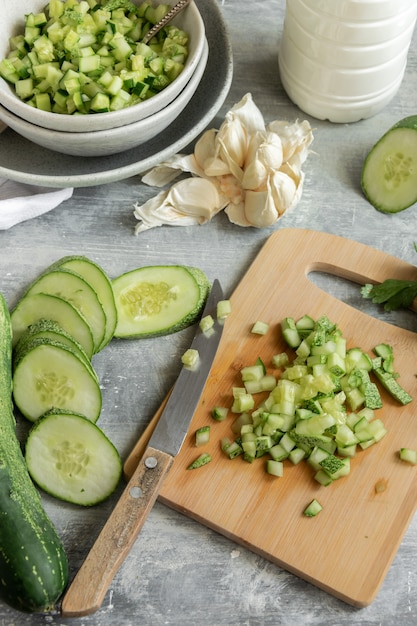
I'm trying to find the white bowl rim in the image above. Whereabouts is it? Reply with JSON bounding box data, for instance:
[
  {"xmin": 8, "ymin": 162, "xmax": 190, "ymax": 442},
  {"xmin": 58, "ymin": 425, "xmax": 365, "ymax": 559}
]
[{"xmin": 0, "ymin": 37, "xmax": 209, "ymax": 155}]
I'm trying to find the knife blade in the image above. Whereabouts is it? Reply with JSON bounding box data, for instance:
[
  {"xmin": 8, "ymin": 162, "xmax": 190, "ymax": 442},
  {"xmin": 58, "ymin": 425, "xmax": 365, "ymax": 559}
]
[{"xmin": 60, "ymin": 279, "xmax": 224, "ymax": 617}]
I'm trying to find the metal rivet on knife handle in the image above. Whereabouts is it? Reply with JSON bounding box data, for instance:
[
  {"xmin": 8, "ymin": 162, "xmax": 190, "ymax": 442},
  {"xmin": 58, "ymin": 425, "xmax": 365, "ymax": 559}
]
[{"xmin": 145, "ymin": 456, "xmax": 158, "ymax": 469}]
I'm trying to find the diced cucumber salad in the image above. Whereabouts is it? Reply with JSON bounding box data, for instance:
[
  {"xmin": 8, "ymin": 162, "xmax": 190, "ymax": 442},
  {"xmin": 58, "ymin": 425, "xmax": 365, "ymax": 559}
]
[
  {"xmin": 0, "ymin": 0, "xmax": 189, "ymax": 115},
  {"xmin": 205, "ymin": 314, "xmax": 414, "ymax": 517}
]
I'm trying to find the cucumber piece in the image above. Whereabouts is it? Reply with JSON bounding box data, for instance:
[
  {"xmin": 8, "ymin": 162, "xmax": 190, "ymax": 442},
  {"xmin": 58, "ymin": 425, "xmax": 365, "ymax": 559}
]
[
  {"xmin": 112, "ymin": 265, "xmax": 210, "ymax": 338},
  {"xmin": 12, "ymin": 340, "xmax": 102, "ymax": 423},
  {"xmin": 11, "ymin": 292, "xmax": 94, "ymax": 358},
  {"xmin": 14, "ymin": 318, "xmax": 95, "ymax": 376},
  {"xmin": 23, "ymin": 268, "xmax": 106, "ymax": 353},
  {"xmin": 25, "ymin": 410, "xmax": 122, "ymax": 506},
  {"xmin": 0, "ymin": 291, "xmax": 68, "ymax": 613},
  {"xmin": 187, "ymin": 452, "xmax": 212, "ymax": 470},
  {"xmin": 15, "ymin": 334, "xmax": 99, "ymax": 388},
  {"xmin": 399, "ymin": 447, "xmax": 417, "ymax": 465},
  {"xmin": 303, "ymin": 499, "xmax": 323, "ymax": 517},
  {"xmin": 50, "ymin": 255, "xmax": 117, "ymax": 350},
  {"xmin": 361, "ymin": 115, "xmax": 417, "ymax": 213},
  {"xmin": 195, "ymin": 425, "xmax": 210, "ymax": 447}
]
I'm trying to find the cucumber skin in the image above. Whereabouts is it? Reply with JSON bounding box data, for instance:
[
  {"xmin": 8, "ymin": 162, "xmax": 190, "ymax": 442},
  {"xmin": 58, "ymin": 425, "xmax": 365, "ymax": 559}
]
[
  {"xmin": 49, "ymin": 255, "xmax": 118, "ymax": 350},
  {"xmin": 392, "ymin": 115, "xmax": 417, "ymax": 131},
  {"xmin": 361, "ymin": 115, "xmax": 417, "ymax": 213},
  {"xmin": 0, "ymin": 292, "xmax": 68, "ymax": 613}
]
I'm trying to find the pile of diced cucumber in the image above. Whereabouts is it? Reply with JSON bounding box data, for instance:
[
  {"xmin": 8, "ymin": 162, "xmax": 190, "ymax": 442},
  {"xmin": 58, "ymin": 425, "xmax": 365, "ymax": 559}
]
[
  {"xmin": 0, "ymin": 0, "xmax": 189, "ymax": 115},
  {"xmin": 219, "ymin": 314, "xmax": 412, "ymax": 495}
]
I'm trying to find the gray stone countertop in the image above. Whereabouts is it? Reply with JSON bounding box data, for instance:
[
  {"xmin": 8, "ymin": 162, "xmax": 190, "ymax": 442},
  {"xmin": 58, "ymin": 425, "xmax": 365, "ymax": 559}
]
[{"xmin": 1, "ymin": 1, "xmax": 417, "ymax": 624}]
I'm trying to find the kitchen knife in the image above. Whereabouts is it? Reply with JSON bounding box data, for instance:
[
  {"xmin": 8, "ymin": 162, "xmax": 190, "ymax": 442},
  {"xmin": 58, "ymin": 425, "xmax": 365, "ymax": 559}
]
[{"xmin": 60, "ymin": 279, "xmax": 225, "ymax": 617}]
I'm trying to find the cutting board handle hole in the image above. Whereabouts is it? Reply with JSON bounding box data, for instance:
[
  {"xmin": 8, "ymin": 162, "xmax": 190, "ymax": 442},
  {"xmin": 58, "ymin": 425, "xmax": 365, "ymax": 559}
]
[{"xmin": 308, "ymin": 271, "xmax": 417, "ymax": 334}]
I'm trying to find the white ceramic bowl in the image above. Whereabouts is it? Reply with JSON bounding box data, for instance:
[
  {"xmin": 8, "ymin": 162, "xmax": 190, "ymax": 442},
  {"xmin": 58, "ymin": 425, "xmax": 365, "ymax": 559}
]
[
  {"xmin": 0, "ymin": 38, "xmax": 208, "ymax": 157},
  {"xmin": 0, "ymin": 0, "xmax": 205, "ymax": 132}
]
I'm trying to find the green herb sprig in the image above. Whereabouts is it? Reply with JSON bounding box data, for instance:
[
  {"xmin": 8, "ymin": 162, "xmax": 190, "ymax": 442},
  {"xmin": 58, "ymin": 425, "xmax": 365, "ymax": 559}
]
[
  {"xmin": 362, "ymin": 244, "xmax": 417, "ymax": 310},
  {"xmin": 361, "ymin": 280, "xmax": 417, "ymax": 311}
]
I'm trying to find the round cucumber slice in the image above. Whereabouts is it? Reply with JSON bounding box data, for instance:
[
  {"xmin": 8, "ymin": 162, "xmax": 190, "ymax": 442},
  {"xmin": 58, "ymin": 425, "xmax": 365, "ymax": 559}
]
[
  {"xmin": 25, "ymin": 411, "xmax": 122, "ymax": 506},
  {"xmin": 14, "ymin": 318, "xmax": 95, "ymax": 376},
  {"xmin": 14, "ymin": 335, "xmax": 99, "ymax": 385},
  {"xmin": 11, "ymin": 292, "xmax": 94, "ymax": 358},
  {"xmin": 24, "ymin": 268, "xmax": 106, "ymax": 353},
  {"xmin": 51, "ymin": 256, "xmax": 117, "ymax": 351},
  {"xmin": 112, "ymin": 265, "xmax": 210, "ymax": 338},
  {"xmin": 12, "ymin": 340, "xmax": 102, "ymax": 423},
  {"xmin": 361, "ymin": 115, "xmax": 417, "ymax": 213}
]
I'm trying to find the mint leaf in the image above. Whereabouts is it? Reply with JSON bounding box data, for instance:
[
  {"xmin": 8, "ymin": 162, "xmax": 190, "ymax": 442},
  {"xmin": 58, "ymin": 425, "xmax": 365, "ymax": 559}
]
[{"xmin": 361, "ymin": 279, "xmax": 417, "ymax": 311}]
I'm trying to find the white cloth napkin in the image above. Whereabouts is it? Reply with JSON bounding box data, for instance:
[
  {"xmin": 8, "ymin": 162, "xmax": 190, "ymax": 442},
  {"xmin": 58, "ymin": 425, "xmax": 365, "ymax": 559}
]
[{"xmin": 0, "ymin": 176, "xmax": 73, "ymax": 230}]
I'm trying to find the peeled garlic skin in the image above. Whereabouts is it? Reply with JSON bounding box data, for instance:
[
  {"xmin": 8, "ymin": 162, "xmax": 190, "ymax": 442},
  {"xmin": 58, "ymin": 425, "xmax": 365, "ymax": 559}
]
[{"xmin": 134, "ymin": 178, "xmax": 227, "ymax": 233}]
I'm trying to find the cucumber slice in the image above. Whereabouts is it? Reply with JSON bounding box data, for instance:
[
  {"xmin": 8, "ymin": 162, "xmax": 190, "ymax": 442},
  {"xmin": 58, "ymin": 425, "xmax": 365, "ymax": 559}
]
[
  {"xmin": 23, "ymin": 268, "xmax": 106, "ymax": 353},
  {"xmin": 361, "ymin": 115, "xmax": 417, "ymax": 213},
  {"xmin": 12, "ymin": 340, "xmax": 102, "ymax": 423},
  {"xmin": 11, "ymin": 292, "xmax": 94, "ymax": 358},
  {"xmin": 50, "ymin": 256, "xmax": 117, "ymax": 351},
  {"xmin": 112, "ymin": 265, "xmax": 210, "ymax": 338},
  {"xmin": 25, "ymin": 410, "xmax": 122, "ymax": 506},
  {"xmin": 14, "ymin": 318, "xmax": 95, "ymax": 376},
  {"xmin": 15, "ymin": 334, "xmax": 99, "ymax": 386}
]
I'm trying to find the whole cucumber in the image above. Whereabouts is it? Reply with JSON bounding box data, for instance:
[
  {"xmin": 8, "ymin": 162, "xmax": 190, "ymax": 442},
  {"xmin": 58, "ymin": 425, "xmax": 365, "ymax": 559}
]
[{"xmin": 0, "ymin": 291, "xmax": 68, "ymax": 613}]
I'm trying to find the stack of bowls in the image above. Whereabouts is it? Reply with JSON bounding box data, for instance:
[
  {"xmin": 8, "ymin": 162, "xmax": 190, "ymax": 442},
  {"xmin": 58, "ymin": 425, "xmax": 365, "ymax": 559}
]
[
  {"xmin": 0, "ymin": 0, "xmax": 207, "ymax": 156},
  {"xmin": 278, "ymin": 0, "xmax": 417, "ymax": 123}
]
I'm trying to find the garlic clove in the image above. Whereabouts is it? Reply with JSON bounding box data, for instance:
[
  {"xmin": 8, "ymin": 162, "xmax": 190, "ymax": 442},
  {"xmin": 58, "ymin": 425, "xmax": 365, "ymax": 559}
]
[
  {"xmin": 244, "ymin": 185, "xmax": 279, "ymax": 227},
  {"xmin": 227, "ymin": 93, "xmax": 266, "ymax": 135},
  {"xmin": 167, "ymin": 178, "xmax": 226, "ymax": 220},
  {"xmin": 267, "ymin": 119, "xmax": 313, "ymax": 166},
  {"xmin": 257, "ymin": 131, "xmax": 284, "ymax": 170},
  {"xmin": 216, "ymin": 119, "xmax": 248, "ymax": 173},
  {"xmin": 134, "ymin": 178, "xmax": 228, "ymax": 234},
  {"xmin": 194, "ymin": 129, "xmax": 217, "ymax": 170},
  {"xmin": 241, "ymin": 158, "xmax": 267, "ymax": 191},
  {"xmin": 224, "ymin": 200, "xmax": 252, "ymax": 227},
  {"xmin": 269, "ymin": 169, "xmax": 300, "ymax": 217}
]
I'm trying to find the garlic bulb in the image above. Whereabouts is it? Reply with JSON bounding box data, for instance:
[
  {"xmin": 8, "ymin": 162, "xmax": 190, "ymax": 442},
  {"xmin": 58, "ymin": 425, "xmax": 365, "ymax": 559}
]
[{"xmin": 134, "ymin": 93, "xmax": 313, "ymax": 232}]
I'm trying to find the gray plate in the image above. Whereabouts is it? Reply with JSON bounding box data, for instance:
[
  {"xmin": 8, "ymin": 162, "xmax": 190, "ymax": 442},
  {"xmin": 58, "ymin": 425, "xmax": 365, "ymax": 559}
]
[{"xmin": 0, "ymin": 0, "xmax": 233, "ymax": 188}]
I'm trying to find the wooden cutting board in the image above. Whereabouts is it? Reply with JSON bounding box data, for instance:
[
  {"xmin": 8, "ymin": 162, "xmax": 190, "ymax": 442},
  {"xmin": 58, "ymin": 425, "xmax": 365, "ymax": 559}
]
[{"xmin": 124, "ymin": 228, "xmax": 417, "ymax": 607}]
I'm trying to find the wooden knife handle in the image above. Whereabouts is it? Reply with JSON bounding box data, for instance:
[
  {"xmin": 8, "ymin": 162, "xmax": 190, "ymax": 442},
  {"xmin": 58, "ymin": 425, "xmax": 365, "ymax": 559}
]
[{"xmin": 61, "ymin": 446, "xmax": 173, "ymax": 617}]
